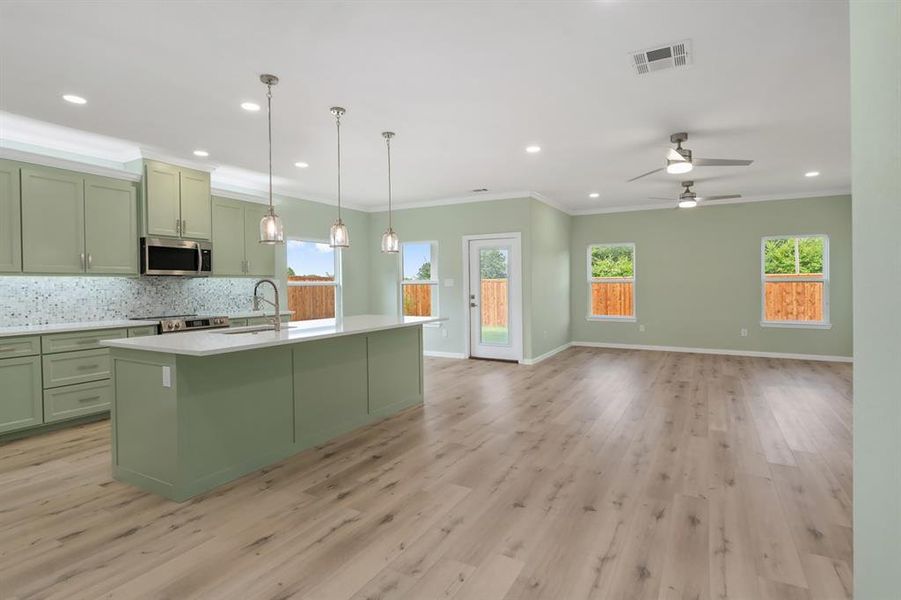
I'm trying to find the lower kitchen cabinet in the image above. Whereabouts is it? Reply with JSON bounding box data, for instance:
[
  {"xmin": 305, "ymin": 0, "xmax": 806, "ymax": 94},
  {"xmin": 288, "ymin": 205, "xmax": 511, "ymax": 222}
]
[
  {"xmin": 43, "ymin": 379, "xmax": 112, "ymax": 423},
  {"xmin": 0, "ymin": 355, "xmax": 43, "ymax": 434},
  {"xmin": 127, "ymin": 326, "xmax": 158, "ymax": 337},
  {"xmin": 42, "ymin": 348, "xmax": 111, "ymax": 388}
]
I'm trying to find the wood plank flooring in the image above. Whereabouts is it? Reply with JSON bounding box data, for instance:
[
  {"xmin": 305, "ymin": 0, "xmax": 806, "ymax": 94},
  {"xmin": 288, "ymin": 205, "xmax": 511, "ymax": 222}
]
[{"xmin": 0, "ymin": 348, "xmax": 853, "ymax": 599}]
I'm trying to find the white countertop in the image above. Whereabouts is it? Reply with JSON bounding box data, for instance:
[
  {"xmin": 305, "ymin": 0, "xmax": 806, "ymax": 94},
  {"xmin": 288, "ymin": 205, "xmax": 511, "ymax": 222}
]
[
  {"xmin": 102, "ymin": 315, "xmax": 444, "ymax": 357},
  {"xmin": 0, "ymin": 319, "xmax": 158, "ymax": 339},
  {"xmin": 202, "ymin": 310, "xmax": 294, "ymax": 320}
]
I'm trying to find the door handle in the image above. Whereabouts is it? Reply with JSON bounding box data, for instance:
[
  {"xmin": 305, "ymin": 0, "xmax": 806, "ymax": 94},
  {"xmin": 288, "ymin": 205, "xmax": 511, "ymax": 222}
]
[{"xmin": 470, "ymin": 302, "xmax": 477, "ymax": 308}]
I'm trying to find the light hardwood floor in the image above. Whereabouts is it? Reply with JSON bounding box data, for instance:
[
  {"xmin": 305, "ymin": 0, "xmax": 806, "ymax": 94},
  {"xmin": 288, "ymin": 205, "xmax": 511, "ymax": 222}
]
[{"xmin": 0, "ymin": 348, "xmax": 853, "ymax": 600}]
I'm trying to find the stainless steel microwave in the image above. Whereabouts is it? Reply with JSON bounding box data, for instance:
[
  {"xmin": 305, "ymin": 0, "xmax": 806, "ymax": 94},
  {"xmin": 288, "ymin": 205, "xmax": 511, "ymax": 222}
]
[{"xmin": 140, "ymin": 238, "xmax": 212, "ymax": 276}]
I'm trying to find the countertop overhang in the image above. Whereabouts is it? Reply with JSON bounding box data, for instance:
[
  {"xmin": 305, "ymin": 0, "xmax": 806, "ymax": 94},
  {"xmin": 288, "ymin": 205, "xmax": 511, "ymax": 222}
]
[{"xmin": 101, "ymin": 315, "xmax": 445, "ymax": 357}]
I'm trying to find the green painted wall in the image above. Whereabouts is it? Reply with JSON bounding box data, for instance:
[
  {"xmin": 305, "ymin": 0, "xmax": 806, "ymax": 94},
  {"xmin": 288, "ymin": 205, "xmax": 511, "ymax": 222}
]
[
  {"xmin": 851, "ymin": 1, "xmax": 901, "ymax": 596},
  {"xmin": 570, "ymin": 196, "xmax": 852, "ymax": 357},
  {"xmin": 367, "ymin": 197, "xmax": 536, "ymax": 358},
  {"xmin": 272, "ymin": 196, "xmax": 371, "ymax": 316},
  {"xmin": 529, "ymin": 199, "xmax": 572, "ymax": 358}
]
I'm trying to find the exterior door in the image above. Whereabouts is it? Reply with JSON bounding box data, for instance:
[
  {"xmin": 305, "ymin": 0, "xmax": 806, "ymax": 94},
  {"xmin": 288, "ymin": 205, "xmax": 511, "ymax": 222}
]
[
  {"xmin": 467, "ymin": 237, "xmax": 522, "ymax": 361},
  {"xmin": 21, "ymin": 167, "xmax": 85, "ymax": 273},
  {"xmin": 84, "ymin": 176, "xmax": 137, "ymax": 274}
]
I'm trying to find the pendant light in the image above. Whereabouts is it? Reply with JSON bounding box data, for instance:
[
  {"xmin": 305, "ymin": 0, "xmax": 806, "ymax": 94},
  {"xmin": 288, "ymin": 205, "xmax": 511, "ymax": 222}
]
[
  {"xmin": 258, "ymin": 73, "xmax": 285, "ymax": 244},
  {"xmin": 380, "ymin": 131, "xmax": 399, "ymax": 253},
  {"xmin": 328, "ymin": 107, "xmax": 350, "ymax": 248}
]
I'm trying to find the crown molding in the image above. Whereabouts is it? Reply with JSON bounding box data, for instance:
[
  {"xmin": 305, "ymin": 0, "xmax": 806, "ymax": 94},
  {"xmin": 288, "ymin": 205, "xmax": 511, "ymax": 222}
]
[
  {"xmin": 569, "ymin": 188, "xmax": 852, "ymax": 215},
  {"xmin": 0, "ymin": 145, "xmax": 141, "ymax": 182}
]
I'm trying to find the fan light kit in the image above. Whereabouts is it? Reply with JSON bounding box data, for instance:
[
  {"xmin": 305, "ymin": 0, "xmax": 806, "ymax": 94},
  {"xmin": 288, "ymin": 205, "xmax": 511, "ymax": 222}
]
[
  {"xmin": 629, "ymin": 132, "xmax": 753, "ymax": 182},
  {"xmin": 649, "ymin": 180, "xmax": 742, "ymax": 209}
]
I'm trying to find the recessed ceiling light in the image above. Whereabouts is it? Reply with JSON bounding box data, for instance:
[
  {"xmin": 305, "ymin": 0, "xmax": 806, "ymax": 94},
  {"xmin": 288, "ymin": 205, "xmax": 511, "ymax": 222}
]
[
  {"xmin": 294, "ymin": 161, "xmax": 309, "ymax": 168},
  {"xmin": 241, "ymin": 102, "xmax": 260, "ymax": 112},
  {"xmin": 525, "ymin": 145, "xmax": 541, "ymax": 153},
  {"xmin": 589, "ymin": 192, "xmax": 600, "ymax": 198},
  {"xmin": 62, "ymin": 94, "xmax": 87, "ymax": 105},
  {"xmin": 678, "ymin": 199, "xmax": 698, "ymax": 208},
  {"xmin": 805, "ymin": 171, "xmax": 820, "ymax": 177},
  {"xmin": 193, "ymin": 150, "xmax": 209, "ymax": 157}
]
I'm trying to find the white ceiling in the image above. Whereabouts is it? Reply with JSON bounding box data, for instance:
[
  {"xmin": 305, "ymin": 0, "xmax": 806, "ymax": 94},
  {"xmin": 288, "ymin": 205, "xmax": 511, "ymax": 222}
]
[{"xmin": 0, "ymin": 1, "xmax": 850, "ymax": 213}]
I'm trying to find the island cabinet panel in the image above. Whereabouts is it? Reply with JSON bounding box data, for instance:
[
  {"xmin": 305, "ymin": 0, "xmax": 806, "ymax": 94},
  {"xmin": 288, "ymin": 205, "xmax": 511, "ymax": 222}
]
[
  {"xmin": 0, "ymin": 160, "xmax": 22, "ymax": 273},
  {"xmin": 293, "ymin": 334, "xmax": 369, "ymax": 448},
  {"xmin": 0, "ymin": 355, "xmax": 43, "ymax": 434},
  {"xmin": 367, "ymin": 326, "xmax": 423, "ymax": 416}
]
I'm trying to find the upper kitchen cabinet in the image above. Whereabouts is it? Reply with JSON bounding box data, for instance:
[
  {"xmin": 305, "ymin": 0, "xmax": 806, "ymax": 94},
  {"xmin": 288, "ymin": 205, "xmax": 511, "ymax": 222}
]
[
  {"xmin": 84, "ymin": 176, "xmax": 138, "ymax": 274},
  {"xmin": 211, "ymin": 196, "xmax": 275, "ymax": 277},
  {"xmin": 142, "ymin": 160, "xmax": 211, "ymax": 240},
  {"xmin": 21, "ymin": 167, "xmax": 85, "ymax": 273},
  {"xmin": 0, "ymin": 160, "xmax": 22, "ymax": 272},
  {"xmin": 20, "ymin": 165, "xmax": 138, "ymax": 275}
]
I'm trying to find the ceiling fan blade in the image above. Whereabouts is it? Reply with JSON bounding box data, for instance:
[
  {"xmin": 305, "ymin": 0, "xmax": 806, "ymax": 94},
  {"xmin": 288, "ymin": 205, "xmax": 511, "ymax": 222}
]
[
  {"xmin": 648, "ymin": 197, "xmax": 674, "ymax": 201},
  {"xmin": 692, "ymin": 158, "xmax": 754, "ymax": 167},
  {"xmin": 666, "ymin": 148, "xmax": 687, "ymax": 162},
  {"xmin": 700, "ymin": 194, "xmax": 742, "ymax": 201},
  {"xmin": 627, "ymin": 167, "xmax": 664, "ymax": 182}
]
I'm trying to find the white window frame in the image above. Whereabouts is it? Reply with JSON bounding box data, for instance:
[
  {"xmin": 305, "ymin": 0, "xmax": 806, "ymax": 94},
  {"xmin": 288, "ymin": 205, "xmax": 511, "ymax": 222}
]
[
  {"xmin": 285, "ymin": 238, "xmax": 343, "ymax": 320},
  {"xmin": 399, "ymin": 240, "xmax": 439, "ymax": 319},
  {"xmin": 586, "ymin": 242, "xmax": 637, "ymax": 322},
  {"xmin": 760, "ymin": 234, "xmax": 830, "ymax": 329}
]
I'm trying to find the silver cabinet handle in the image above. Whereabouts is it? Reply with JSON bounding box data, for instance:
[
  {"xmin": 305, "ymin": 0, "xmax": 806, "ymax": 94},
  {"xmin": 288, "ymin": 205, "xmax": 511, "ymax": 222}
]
[
  {"xmin": 0, "ymin": 346, "xmax": 16, "ymax": 353},
  {"xmin": 78, "ymin": 395, "xmax": 102, "ymax": 403},
  {"xmin": 87, "ymin": 253, "xmax": 93, "ymax": 268},
  {"xmin": 80, "ymin": 253, "xmax": 85, "ymax": 269},
  {"xmin": 176, "ymin": 219, "xmax": 181, "ymax": 235},
  {"xmin": 196, "ymin": 242, "xmax": 202, "ymax": 274},
  {"xmin": 182, "ymin": 219, "xmax": 187, "ymax": 235},
  {"xmin": 246, "ymin": 260, "xmax": 250, "ymax": 273}
]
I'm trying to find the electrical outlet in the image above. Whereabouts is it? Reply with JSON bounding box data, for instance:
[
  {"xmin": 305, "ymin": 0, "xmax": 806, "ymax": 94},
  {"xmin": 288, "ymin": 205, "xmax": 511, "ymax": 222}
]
[
  {"xmin": 161, "ymin": 366, "xmax": 172, "ymax": 388},
  {"xmin": 639, "ymin": 324, "xmax": 646, "ymax": 332},
  {"xmin": 740, "ymin": 328, "xmax": 748, "ymax": 337}
]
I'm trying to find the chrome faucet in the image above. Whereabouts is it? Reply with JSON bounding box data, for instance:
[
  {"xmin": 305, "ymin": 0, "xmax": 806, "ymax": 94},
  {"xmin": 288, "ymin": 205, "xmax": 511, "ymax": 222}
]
[{"xmin": 253, "ymin": 279, "xmax": 281, "ymax": 332}]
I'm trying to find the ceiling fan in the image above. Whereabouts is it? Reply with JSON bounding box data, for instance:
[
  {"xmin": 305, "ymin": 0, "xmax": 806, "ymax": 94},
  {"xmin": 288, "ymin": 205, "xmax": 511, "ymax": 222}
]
[
  {"xmin": 649, "ymin": 180, "xmax": 741, "ymax": 208},
  {"xmin": 628, "ymin": 132, "xmax": 753, "ymax": 182}
]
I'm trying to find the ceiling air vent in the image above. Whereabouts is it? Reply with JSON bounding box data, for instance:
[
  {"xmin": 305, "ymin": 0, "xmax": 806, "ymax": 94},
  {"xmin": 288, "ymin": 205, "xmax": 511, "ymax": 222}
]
[{"xmin": 630, "ymin": 39, "xmax": 692, "ymax": 75}]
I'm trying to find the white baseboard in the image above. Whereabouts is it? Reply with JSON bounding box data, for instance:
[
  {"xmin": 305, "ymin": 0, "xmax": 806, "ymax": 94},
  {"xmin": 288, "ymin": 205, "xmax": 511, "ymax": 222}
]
[
  {"xmin": 423, "ymin": 350, "xmax": 466, "ymax": 359},
  {"xmin": 571, "ymin": 341, "xmax": 853, "ymax": 363},
  {"xmin": 519, "ymin": 342, "xmax": 573, "ymax": 365}
]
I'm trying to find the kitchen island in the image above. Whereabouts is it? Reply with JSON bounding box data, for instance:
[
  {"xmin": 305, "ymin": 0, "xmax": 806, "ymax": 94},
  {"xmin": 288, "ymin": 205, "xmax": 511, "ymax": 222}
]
[{"xmin": 102, "ymin": 315, "xmax": 441, "ymax": 501}]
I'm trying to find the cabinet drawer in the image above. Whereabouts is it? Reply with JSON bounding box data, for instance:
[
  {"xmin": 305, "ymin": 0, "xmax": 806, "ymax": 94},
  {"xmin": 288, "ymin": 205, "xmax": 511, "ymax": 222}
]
[
  {"xmin": 42, "ymin": 348, "xmax": 110, "ymax": 388},
  {"xmin": 41, "ymin": 328, "xmax": 128, "ymax": 354},
  {"xmin": 43, "ymin": 379, "xmax": 111, "ymax": 423},
  {"xmin": 0, "ymin": 336, "xmax": 41, "ymax": 358},
  {"xmin": 127, "ymin": 326, "xmax": 158, "ymax": 338}
]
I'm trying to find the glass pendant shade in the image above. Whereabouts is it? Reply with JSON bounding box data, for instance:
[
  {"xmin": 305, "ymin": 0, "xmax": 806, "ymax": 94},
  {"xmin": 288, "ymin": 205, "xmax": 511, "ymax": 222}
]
[
  {"xmin": 259, "ymin": 208, "xmax": 284, "ymax": 244},
  {"xmin": 381, "ymin": 227, "xmax": 399, "ymax": 254},
  {"xmin": 329, "ymin": 218, "xmax": 350, "ymax": 248}
]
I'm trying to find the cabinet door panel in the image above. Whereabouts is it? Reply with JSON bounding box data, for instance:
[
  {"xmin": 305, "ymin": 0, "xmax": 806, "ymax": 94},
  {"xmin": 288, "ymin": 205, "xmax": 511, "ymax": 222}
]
[
  {"xmin": 0, "ymin": 356, "xmax": 42, "ymax": 434},
  {"xmin": 85, "ymin": 176, "xmax": 138, "ymax": 274},
  {"xmin": 180, "ymin": 169, "xmax": 211, "ymax": 240},
  {"xmin": 21, "ymin": 167, "xmax": 85, "ymax": 273},
  {"xmin": 44, "ymin": 379, "xmax": 111, "ymax": 423},
  {"xmin": 211, "ymin": 197, "xmax": 246, "ymax": 275},
  {"xmin": 0, "ymin": 160, "xmax": 22, "ymax": 272},
  {"xmin": 145, "ymin": 161, "xmax": 180, "ymax": 237},
  {"xmin": 243, "ymin": 203, "xmax": 275, "ymax": 276}
]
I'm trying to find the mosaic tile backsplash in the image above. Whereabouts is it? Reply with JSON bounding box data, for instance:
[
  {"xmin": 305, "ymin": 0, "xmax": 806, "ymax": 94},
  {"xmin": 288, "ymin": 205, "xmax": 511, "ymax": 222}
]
[{"xmin": 0, "ymin": 277, "xmax": 264, "ymax": 326}]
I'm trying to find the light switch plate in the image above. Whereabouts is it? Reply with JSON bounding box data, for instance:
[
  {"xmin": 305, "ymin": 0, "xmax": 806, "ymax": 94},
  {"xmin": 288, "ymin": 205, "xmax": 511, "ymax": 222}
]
[{"xmin": 162, "ymin": 366, "xmax": 172, "ymax": 388}]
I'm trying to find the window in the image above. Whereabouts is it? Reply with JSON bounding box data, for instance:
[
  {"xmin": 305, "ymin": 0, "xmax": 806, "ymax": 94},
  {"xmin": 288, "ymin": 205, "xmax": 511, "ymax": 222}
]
[
  {"xmin": 286, "ymin": 240, "xmax": 341, "ymax": 321},
  {"xmin": 761, "ymin": 235, "xmax": 829, "ymax": 327},
  {"xmin": 587, "ymin": 243, "xmax": 635, "ymax": 320},
  {"xmin": 401, "ymin": 241, "xmax": 438, "ymax": 317}
]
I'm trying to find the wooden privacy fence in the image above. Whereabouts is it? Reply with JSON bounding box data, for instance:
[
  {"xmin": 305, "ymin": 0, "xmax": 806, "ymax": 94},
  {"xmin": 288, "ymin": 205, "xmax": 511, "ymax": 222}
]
[
  {"xmin": 764, "ymin": 275, "xmax": 824, "ymax": 321},
  {"xmin": 403, "ymin": 279, "xmax": 509, "ymax": 327},
  {"xmin": 287, "ymin": 275, "xmax": 335, "ymax": 321},
  {"xmin": 591, "ymin": 281, "xmax": 634, "ymax": 317}
]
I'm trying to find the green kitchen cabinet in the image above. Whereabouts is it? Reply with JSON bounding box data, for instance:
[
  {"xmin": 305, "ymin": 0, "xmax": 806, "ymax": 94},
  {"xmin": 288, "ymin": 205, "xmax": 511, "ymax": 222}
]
[
  {"xmin": 84, "ymin": 176, "xmax": 138, "ymax": 274},
  {"xmin": 211, "ymin": 197, "xmax": 246, "ymax": 276},
  {"xmin": 0, "ymin": 355, "xmax": 43, "ymax": 434},
  {"xmin": 127, "ymin": 326, "xmax": 158, "ymax": 338},
  {"xmin": 43, "ymin": 379, "xmax": 112, "ymax": 423},
  {"xmin": 143, "ymin": 160, "xmax": 211, "ymax": 240},
  {"xmin": 211, "ymin": 196, "xmax": 274, "ymax": 277},
  {"xmin": 0, "ymin": 160, "xmax": 22, "ymax": 272},
  {"xmin": 144, "ymin": 161, "xmax": 181, "ymax": 238},
  {"xmin": 243, "ymin": 202, "xmax": 275, "ymax": 276},
  {"xmin": 21, "ymin": 167, "xmax": 85, "ymax": 273}
]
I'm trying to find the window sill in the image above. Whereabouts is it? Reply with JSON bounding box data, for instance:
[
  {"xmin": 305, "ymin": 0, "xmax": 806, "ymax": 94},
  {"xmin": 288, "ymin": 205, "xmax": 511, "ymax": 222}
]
[
  {"xmin": 586, "ymin": 316, "xmax": 638, "ymax": 323},
  {"xmin": 760, "ymin": 321, "xmax": 832, "ymax": 330},
  {"xmin": 423, "ymin": 321, "xmax": 441, "ymax": 328}
]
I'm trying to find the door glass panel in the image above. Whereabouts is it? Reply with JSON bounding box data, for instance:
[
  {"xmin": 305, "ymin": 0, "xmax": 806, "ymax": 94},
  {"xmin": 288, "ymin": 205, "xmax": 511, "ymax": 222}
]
[{"xmin": 479, "ymin": 247, "xmax": 509, "ymax": 345}]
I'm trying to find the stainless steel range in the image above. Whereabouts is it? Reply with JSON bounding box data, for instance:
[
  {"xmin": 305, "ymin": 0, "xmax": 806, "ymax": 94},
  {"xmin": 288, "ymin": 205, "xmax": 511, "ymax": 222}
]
[{"xmin": 131, "ymin": 314, "xmax": 230, "ymax": 334}]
